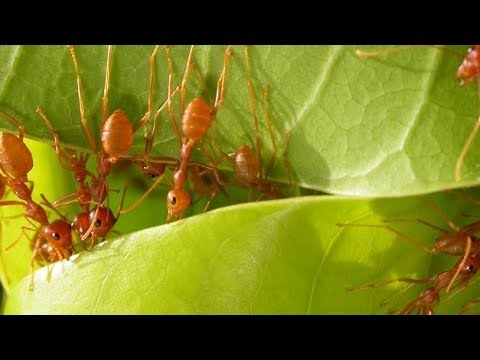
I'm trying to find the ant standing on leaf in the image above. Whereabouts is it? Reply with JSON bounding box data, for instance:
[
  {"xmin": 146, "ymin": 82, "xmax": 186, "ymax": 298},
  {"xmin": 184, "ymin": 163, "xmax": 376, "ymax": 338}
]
[
  {"xmin": 356, "ymin": 45, "xmax": 480, "ymax": 182},
  {"xmin": 0, "ymin": 110, "xmax": 75, "ymax": 290},
  {"xmin": 121, "ymin": 45, "xmax": 233, "ymax": 222},
  {"xmin": 205, "ymin": 46, "xmax": 293, "ymax": 202},
  {"xmin": 338, "ymin": 194, "xmax": 480, "ymax": 312},
  {"xmin": 348, "ymin": 248, "xmax": 480, "ymax": 315}
]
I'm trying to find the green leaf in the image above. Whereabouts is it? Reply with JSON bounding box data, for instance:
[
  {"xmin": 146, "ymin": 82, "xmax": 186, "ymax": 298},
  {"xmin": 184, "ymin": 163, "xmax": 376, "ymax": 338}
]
[
  {"xmin": 4, "ymin": 191, "xmax": 480, "ymax": 314},
  {"xmin": 0, "ymin": 45, "xmax": 479, "ymax": 197}
]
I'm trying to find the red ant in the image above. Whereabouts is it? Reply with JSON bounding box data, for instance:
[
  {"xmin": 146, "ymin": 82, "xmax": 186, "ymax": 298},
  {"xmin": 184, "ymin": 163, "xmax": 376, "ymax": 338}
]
[
  {"xmin": 338, "ymin": 195, "xmax": 480, "ymax": 293},
  {"xmin": 64, "ymin": 45, "xmax": 177, "ymax": 244},
  {"xmin": 121, "ymin": 45, "xmax": 233, "ymax": 222},
  {"xmin": 348, "ymin": 246, "xmax": 480, "ymax": 314},
  {"xmin": 206, "ymin": 46, "xmax": 292, "ymax": 202}
]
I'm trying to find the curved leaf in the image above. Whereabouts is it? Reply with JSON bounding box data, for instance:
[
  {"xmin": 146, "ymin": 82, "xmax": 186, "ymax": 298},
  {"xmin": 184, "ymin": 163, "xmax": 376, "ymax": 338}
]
[
  {"xmin": 0, "ymin": 45, "xmax": 478, "ymax": 197},
  {"xmin": 4, "ymin": 192, "xmax": 480, "ymax": 314}
]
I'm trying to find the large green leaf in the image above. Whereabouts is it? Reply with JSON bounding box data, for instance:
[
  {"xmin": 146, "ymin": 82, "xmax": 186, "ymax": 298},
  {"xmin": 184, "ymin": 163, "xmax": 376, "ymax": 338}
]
[
  {"xmin": 0, "ymin": 45, "xmax": 479, "ymax": 197},
  {"xmin": 4, "ymin": 191, "xmax": 480, "ymax": 314}
]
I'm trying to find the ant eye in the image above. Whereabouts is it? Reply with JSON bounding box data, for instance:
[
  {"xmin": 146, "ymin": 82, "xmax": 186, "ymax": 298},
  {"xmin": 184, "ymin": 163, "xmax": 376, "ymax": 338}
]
[
  {"xmin": 94, "ymin": 219, "xmax": 102, "ymax": 227},
  {"xmin": 467, "ymin": 265, "xmax": 474, "ymax": 273},
  {"xmin": 170, "ymin": 196, "xmax": 177, "ymax": 205},
  {"xmin": 148, "ymin": 173, "xmax": 156, "ymax": 179},
  {"xmin": 52, "ymin": 233, "xmax": 60, "ymax": 240}
]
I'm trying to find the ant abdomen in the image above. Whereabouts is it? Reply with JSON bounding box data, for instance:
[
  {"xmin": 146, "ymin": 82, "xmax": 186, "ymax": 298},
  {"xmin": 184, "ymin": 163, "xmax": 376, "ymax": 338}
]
[
  {"xmin": 102, "ymin": 109, "xmax": 134, "ymax": 161},
  {"xmin": 0, "ymin": 132, "xmax": 33, "ymax": 179},
  {"xmin": 182, "ymin": 97, "xmax": 212, "ymax": 141},
  {"xmin": 233, "ymin": 145, "xmax": 260, "ymax": 184}
]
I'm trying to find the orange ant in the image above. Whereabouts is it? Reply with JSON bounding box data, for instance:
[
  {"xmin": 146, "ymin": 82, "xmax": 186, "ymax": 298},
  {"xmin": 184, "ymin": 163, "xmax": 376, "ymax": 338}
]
[
  {"xmin": 64, "ymin": 45, "xmax": 178, "ymax": 243},
  {"xmin": 206, "ymin": 46, "xmax": 292, "ymax": 202},
  {"xmin": 121, "ymin": 45, "xmax": 233, "ymax": 222},
  {"xmin": 348, "ymin": 246, "xmax": 480, "ymax": 315}
]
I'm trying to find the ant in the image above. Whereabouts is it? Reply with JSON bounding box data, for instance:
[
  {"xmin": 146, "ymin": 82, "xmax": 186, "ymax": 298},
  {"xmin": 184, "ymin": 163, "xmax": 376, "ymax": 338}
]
[
  {"xmin": 62, "ymin": 45, "xmax": 177, "ymax": 244},
  {"xmin": 206, "ymin": 46, "xmax": 292, "ymax": 202},
  {"xmin": 121, "ymin": 45, "xmax": 233, "ymax": 222},
  {"xmin": 188, "ymin": 164, "xmax": 229, "ymax": 212},
  {"xmin": 348, "ymin": 247, "xmax": 480, "ymax": 315},
  {"xmin": 338, "ymin": 195, "xmax": 480, "ymax": 292}
]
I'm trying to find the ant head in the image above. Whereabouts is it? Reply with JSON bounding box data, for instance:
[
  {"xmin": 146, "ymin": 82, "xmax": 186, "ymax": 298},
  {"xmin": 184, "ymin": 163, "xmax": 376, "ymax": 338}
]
[
  {"xmin": 166, "ymin": 188, "xmax": 191, "ymax": 220},
  {"xmin": 456, "ymin": 46, "xmax": 480, "ymax": 86},
  {"xmin": 88, "ymin": 207, "xmax": 116, "ymax": 238},
  {"xmin": 137, "ymin": 161, "xmax": 166, "ymax": 179},
  {"xmin": 43, "ymin": 220, "xmax": 73, "ymax": 249},
  {"xmin": 460, "ymin": 255, "xmax": 480, "ymax": 276},
  {"xmin": 72, "ymin": 212, "xmax": 91, "ymax": 237}
]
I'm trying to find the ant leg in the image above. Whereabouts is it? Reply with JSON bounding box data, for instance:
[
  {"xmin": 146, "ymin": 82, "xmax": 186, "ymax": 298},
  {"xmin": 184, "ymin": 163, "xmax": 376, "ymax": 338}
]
[
  {"xmin": 113, "ymin": 184, "xmax": 128, "ymax": 222},
  {"xmin": 146, "ymin": 86, "xmax": 180, "ymax": 158},
  {"xmin": 381, "ymin": 218, "xmax": 449, "ymax": 234},
  {"xmin": 243, "ymin": 45, "xmax": 262, "ymax": 178},
  {"xmin": 262, "ymin": 84, "xmax": 279, "ymax": 179},
  {"xmin": 102, "ymin": 45, "xmax": 114, "ymax": 127},
  {"xmin": 180, "ymin": 45, "xmax": 195, "ymax": 115},
  {"xmin": 446, "ymin": 236, "xmax": 472, "ymax": 293},
  {"xmin": 53, "ymin": 191, "xmax": 80, "ymax": 207},
  {"xmin": 399, "ymin": 297, "xmax": 421, "ymax": 315},
  {"xmin": 460, "ymin": 296, "xmax": 480, "ymax": 314},
  {"xmin": 39, "ymin": 194, "xmax": 71, "ymax": 223},
  {"xmin": 348, "ymin": 277, "xmax": 434, "ymax": 292},
  {"xmin": 420, "ymin": 197, "xmax": 459, "ymax": 232},
  {"xmin": 29, "ymin": 236, "xmax": 42, "ymax": 291},
  {"xmin": 379, "ymin": 283, "xmax": 416, "ymax": 308},
  {"xmin": 356, "ymin": 45, "xmax": 464, "ymax": 59},
  {"xmin": 0, "ymin": 110, "xmax": 25, "ymax": 141},
  {"xmin": 36, "ymin": 107, "xmax": 73, "ymax": 170},
  {"xmin": 355, "ymin": 45, "xmax": 413, "ymax": 58},
  {"xmin": 120, "ymin": 173, "xmax": 167, "ymax": 215},
  {"xmin": 281, "ymin": 130, "xmax": 293, "ymax": 187},
  {"xmin": 5, "ymin": 225, "xmax": 35, "ymax": 251},
  {"xmin": 213, "ymin": 45, "xmax": 233, "ymax": 115},
  {"xmin": 68, "ymin": 45, "xmax": 98, "ymax": 153},
  {"xmin": 164, "ymin": 46, "xmax": 182, "ymax": 143},
  {"xmin": 446, "ymin": 188, "xmax": 480, "ymax": 206},
  {"xmin": 455, "ymin": 114, "xmax": 480, "ymax": 182},
  {"xmin": 337, "ymin": 223, "xmax": 434, "ymax": 253},
  {"xmin": 132, "ymin": 45, "xmax": 160, "ymax": 133}
]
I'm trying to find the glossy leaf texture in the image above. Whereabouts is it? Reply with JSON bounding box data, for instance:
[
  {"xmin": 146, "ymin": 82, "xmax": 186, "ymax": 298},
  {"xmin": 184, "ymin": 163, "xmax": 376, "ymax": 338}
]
[
  {"xmin": 0, "ymin": 45, "xmax": 479, "ymax": 197},
  {"xmin": 4, "ymin": 191, "xmax": 480, "ymax": 314}
]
